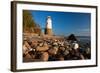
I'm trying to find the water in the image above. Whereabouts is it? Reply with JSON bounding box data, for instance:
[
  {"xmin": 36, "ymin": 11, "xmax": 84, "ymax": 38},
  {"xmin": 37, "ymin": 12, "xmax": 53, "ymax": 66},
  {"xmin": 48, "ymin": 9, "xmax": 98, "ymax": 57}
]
[{"xmin": 77, "ymin": 36, "xmax": 91, "ymax": 48}]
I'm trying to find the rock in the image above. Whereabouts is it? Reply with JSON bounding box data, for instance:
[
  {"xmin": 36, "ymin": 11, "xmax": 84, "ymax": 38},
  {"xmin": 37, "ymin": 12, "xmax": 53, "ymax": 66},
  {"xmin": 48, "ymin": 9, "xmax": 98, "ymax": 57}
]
[
  {"xmin": 72, "ymin": 42, "xmax": 79, "ymax": 50},
  {"xmin": 31, "ymin": 40, "xmax": 38, "ymax": 47},
  {"xmin": 40, "ymin": 52, "xmax": 49, "ymax": 61},
  {"xmin": 36, "ymin": 45, "xmax": 49, "ymax": 52},
  {"xmin": 58, "ymin": 56, "xmax": 64, "ymax": 61},
  {"xmin": 23, "ymin": 53, "xmax": 32, "ymax": 60},
  {"xmin": 24, "ymin": 41, "xmax": 31, "ymax": 49},
  {"xmin": 23, "ymin": 44, "xmax": 28, "ymax": 54},
  {"xmin": 85, "ymin": 47, "xmax": 91, "ymax": 54},
  {"xmin": 59, "ymin": 46, "xmax": 65, "ymax": 51},
  {"xmin": 80, "ymin": 54, "xmax": 85, "ymax": 59},
  {"xmin": 48, "ymin": 47, "xmax": 58, "ymax": 55},
  {"xmin": 63, "ymin": 49, "xmax": 69, "ymax": 56},
  {"xmin": 67, "ymin": 34, "xmax": 77, "ymax": 41}
]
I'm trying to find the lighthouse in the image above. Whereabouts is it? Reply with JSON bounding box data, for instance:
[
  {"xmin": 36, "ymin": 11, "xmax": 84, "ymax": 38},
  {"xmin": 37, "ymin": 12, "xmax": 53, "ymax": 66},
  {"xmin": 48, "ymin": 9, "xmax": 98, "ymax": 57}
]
[{"xmin": 45, "ymin": 16, "xmax": 53, "ymax": 35}]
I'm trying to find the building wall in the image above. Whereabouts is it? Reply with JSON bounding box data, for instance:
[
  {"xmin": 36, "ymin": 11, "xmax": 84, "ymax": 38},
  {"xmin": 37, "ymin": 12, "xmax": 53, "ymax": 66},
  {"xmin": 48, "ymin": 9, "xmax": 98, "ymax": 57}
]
[{"xmin": 45, "ymin": 28, "xmax": 53, "ymax": 35}]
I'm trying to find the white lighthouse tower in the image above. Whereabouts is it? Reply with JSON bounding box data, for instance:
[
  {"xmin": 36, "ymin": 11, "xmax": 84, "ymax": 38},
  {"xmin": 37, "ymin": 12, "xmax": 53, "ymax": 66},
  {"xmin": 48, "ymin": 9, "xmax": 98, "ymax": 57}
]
[{"xmin": 45, "ymin": 16, "xmax": 53, "ymax": 35}]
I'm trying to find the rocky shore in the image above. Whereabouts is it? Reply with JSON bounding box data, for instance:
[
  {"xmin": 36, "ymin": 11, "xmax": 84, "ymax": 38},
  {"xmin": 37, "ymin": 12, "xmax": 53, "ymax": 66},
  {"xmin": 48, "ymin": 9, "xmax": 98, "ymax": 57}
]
[{"xmin": 23, "ymin": 34, "xmax": 91, "ymax": 62}]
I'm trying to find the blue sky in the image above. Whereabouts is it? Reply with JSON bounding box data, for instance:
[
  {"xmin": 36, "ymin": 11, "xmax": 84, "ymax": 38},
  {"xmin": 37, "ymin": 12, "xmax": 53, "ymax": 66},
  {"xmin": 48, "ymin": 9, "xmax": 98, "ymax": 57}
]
[{"xmin": 30, "ymin": 10, "xmax": 91, "ymax": 36}]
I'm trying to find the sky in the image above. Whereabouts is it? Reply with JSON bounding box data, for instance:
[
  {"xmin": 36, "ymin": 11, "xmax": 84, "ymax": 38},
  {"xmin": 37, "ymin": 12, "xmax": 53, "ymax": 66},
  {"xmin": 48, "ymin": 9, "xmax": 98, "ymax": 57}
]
[{"xmin": 30, "ymin": 10, "xmax": 91, "ymax": 36}]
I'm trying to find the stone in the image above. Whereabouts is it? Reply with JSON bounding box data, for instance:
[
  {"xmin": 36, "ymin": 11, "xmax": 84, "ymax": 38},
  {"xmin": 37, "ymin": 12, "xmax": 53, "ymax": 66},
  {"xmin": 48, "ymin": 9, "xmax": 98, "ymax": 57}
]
[
  {"xmin": 40, "ymin": 52, "xmax": 49, "ymax": 61},
  {"xmin": 36, "ymin": 45, "xmax": 49, "ymax": 52},
  {"xmin": 48, "ymin": 47, "xmax": 58, "ymax": 55}
]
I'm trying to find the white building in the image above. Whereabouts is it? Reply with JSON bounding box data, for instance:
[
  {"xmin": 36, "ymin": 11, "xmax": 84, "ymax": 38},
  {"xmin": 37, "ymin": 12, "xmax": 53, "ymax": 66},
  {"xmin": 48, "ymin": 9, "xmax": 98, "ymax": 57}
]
[{"xmin": 45, "ymin": 16, "xmax": 53, "ymax": 35}]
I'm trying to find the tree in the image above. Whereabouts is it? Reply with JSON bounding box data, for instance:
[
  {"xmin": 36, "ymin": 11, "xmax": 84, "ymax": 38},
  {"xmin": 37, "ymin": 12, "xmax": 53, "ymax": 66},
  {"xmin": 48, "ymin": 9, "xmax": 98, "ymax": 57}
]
[{"xmin": 23, "ymin": 10, "xmax": 36, "ymax": 33}]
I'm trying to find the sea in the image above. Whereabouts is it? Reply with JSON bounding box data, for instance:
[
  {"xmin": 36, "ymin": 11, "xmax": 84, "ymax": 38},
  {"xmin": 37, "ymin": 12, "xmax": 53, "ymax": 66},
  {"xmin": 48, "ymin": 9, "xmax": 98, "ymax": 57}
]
[{"xmin": 76, "ymin": 36, "xmax": 91, "ymax": 48}]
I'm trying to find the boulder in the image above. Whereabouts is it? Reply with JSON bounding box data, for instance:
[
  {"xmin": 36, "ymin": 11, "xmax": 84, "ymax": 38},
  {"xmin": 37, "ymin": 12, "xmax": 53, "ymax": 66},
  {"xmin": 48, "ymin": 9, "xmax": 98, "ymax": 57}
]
[
  {"xmin": 48, "ymin": 47, "xmax": 58, "ymax": 55},
  {"xmin": 36, "ymin": 45, "xmax": 49, "ymax": 52},
  {"xmin": 67, "ymin": 34, "xmax": 77, "ymax": 41},
  {"xmin": 40, "ymin": 52, "xmax": 49, "ymax": 61}
]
